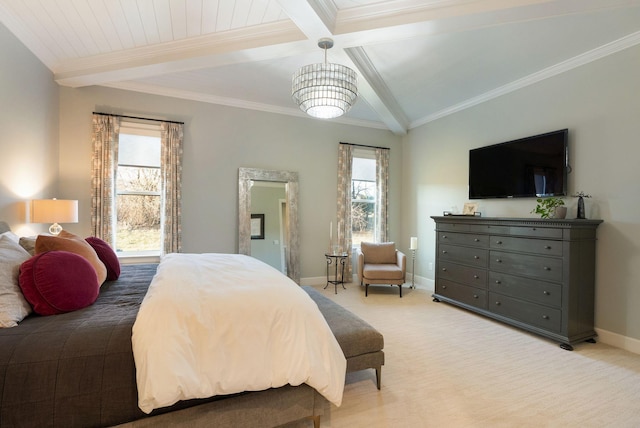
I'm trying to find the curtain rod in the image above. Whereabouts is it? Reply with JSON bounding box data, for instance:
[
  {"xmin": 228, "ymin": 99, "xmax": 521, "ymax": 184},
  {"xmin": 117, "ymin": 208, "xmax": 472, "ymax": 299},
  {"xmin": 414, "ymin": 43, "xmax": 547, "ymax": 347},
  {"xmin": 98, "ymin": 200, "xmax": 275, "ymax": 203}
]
[
  {"xmin": 339, "ymin": 142, "xmax": 390, "ymax": 150},
  {"xmin": 93, "ymin": 112, "xmax": 184, "ymax": 125}
]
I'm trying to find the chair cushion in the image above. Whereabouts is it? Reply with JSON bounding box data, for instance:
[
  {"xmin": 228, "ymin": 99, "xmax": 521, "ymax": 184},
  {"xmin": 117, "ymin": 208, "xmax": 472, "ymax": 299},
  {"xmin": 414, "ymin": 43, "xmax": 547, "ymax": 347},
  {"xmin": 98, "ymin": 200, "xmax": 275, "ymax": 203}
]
[
  {"xmin": 361, "ymin": 242, "xmax": 396, "ymax": 264},
  {"xmin": 363, "ymin": 264, "xmax": 404, "ymax": 281}
]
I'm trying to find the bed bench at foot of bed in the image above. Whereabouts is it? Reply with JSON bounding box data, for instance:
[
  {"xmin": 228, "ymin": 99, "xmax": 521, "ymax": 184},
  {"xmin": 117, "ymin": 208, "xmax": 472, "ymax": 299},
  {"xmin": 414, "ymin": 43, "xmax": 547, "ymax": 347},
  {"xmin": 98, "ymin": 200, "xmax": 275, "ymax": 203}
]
[{"xmin": 302, "ymin": 286, "xmax": 385, "ymax": 389}]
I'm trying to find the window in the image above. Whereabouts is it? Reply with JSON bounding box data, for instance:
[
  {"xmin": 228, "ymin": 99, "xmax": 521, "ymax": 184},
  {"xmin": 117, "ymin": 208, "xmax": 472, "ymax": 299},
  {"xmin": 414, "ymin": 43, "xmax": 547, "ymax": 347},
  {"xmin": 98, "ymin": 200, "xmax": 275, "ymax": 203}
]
[
  {"xmin": 351, "ymin": 151, "xmax": 376, "ymax": 246},
  {"xmin": 115, "ymin": 123, "xmax": 162, "ymax": 255}
]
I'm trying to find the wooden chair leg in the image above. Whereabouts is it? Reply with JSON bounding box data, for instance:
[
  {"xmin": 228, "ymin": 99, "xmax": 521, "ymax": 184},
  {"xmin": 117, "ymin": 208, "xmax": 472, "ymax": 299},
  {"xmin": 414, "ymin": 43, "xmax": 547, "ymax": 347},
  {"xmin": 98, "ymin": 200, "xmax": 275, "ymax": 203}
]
[
  {"xmin": 365, "ymin": 284, "xmax": 369, "ymax": 296},
  {"xmin": 399, "ymin": 284, "xmax": 402, "ymax": 297},
  {"xmin": 376, "ymin": 367, "xmax": 381, "ymax": 390}
]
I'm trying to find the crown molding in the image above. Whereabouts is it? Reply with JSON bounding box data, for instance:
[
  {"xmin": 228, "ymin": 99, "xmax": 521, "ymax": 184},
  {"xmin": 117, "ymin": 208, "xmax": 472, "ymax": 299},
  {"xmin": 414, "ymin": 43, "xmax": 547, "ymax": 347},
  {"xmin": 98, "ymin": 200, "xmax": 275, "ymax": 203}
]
[{"xmin": 410, "ymin": 30, "xmax": 640, "ymax": 128}]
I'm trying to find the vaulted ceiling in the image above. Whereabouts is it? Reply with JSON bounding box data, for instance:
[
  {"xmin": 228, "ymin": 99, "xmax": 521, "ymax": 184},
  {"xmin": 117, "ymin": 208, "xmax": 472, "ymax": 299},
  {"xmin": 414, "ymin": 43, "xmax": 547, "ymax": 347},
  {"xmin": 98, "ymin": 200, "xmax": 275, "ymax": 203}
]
[{"xmin": 2, "ymin": 0, "xmax": 639, "ymax": 135}]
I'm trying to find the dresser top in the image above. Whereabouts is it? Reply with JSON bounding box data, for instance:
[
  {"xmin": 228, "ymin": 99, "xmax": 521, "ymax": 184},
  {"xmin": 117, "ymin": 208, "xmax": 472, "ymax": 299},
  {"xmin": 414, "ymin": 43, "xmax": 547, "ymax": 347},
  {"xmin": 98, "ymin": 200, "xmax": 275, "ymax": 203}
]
[{"xmin": 431, "ymin": 216, "xmax": 603, "ymax": 228}]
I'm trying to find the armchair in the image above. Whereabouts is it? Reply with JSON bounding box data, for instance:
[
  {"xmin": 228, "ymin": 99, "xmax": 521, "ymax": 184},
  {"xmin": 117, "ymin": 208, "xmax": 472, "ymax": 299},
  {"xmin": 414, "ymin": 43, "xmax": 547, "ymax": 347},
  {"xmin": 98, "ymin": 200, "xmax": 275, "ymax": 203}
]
[{"xmin": 357, "ymin": 242, "xmax": 406, "ymax": 297}]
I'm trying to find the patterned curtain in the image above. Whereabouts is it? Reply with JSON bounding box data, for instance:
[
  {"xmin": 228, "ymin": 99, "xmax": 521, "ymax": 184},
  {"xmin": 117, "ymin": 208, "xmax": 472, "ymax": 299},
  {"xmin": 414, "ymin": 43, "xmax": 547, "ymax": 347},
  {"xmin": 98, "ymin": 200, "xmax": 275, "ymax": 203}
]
[
  {"xmin": 375, "ymin": 148, "xmax": 390, "ymax": 243},
  {"xmin": 90, "ymin": 114, "xmax": 120, "ymax": 243},
  {"xmin": 337, "ymin": 144, "xmax": 353, "ymax": 277},
  {"xmin": 160, "ymin": 122, "xmax": 183, "ymax": 255}
]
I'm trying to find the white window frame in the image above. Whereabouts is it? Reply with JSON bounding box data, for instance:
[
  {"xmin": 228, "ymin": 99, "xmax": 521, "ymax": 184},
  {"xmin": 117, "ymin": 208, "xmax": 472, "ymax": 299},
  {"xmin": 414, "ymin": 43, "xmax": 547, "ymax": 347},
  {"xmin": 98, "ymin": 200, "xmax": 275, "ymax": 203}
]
[
  {"xmin": 116, "ymin": 121, "xmax": 162, "ymax": 258},
  {"xmin": 351, "ymin": 148, "xmax": 377, "ymax": 247}
]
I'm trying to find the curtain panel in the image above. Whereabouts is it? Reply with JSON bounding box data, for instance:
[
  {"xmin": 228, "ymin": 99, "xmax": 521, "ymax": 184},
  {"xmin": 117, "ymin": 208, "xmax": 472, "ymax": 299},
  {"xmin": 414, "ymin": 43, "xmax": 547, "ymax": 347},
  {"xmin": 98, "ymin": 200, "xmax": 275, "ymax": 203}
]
[
  {"xmin": 160, "ymin": 122, "xmax": 183, "ymax": 255},
  {"xmin": 90, "ymin": 114, "xmax": 120, "ymax": 243},
  {"xmin": 375, "ymin": 148, "xmax": 389, "ymax": 243},
  {"xmin": 337, "ymin": 144, "xmax": 353, "ymax": 277}
]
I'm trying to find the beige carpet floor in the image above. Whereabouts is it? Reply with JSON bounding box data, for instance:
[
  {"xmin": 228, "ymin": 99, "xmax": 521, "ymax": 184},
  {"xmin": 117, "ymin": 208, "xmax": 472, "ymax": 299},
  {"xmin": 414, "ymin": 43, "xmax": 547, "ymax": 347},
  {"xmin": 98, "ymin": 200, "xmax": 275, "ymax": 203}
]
[{"xmin": 289, "ymin": 282, "xmax": 640, "ymax": 428}]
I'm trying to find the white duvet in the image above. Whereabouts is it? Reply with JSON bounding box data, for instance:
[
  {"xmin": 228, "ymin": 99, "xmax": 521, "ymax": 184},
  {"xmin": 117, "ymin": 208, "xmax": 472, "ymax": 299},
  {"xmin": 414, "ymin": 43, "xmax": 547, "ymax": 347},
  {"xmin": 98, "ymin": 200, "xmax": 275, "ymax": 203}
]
[{"xmin": 132, "ymin": 253, "xmax": 346, "ymax": 414}]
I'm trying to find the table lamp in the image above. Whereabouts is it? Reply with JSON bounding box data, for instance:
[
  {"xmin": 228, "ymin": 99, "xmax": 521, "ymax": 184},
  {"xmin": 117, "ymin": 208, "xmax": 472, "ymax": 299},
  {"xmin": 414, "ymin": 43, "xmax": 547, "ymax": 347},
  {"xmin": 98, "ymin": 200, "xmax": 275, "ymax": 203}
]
[{"xmin": 31, "ymin": 198, "xmax": 78, "ymax": 235}]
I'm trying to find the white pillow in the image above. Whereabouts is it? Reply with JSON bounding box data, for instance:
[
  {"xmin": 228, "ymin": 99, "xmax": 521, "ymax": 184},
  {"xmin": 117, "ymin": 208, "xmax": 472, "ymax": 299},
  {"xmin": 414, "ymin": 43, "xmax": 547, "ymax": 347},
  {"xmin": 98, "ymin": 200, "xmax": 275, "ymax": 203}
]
[
  {"xmin": 0, "ymin": 230, "xmax": 19, "ymax": 243},
  {"xmin": 0, "ymin": 235, "xmax": 32, "ymax": 327}
]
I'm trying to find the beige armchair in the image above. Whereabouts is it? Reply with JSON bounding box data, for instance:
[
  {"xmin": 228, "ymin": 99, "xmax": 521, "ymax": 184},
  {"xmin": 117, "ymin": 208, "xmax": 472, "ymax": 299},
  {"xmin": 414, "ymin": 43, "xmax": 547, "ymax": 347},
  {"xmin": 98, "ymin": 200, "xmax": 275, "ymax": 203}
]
[{"xmin": 357, "ymin": 242, "xmax": 407, "ymax": 297}]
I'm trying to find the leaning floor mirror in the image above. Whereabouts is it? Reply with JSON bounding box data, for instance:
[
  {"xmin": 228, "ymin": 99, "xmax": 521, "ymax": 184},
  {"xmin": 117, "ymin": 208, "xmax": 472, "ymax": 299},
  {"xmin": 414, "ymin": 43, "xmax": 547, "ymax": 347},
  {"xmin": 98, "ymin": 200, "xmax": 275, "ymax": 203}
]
[{"xmin": 238, "ymin": 167, "xmax": 300, "ymax": 284}]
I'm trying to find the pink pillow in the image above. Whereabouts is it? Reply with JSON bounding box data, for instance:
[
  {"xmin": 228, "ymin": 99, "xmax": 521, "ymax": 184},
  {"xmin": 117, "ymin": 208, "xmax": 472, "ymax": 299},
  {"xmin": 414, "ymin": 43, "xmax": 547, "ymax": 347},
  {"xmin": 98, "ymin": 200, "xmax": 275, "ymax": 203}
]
[
  {"xmin": 19, "ymin": 251, "xmax": 99, "ymax": 316},
  {"xmin": 85, "ymin": 237, "xmax": 120, "ymax": 281}
]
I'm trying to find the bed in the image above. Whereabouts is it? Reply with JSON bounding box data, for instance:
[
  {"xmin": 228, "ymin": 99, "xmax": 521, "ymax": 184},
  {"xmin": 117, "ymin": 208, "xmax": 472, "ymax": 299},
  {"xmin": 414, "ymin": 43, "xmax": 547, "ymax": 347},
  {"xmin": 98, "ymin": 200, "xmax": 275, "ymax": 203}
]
[{"xmin": 0, "ymin": 222, "xmax": 345, "ymax": 428}]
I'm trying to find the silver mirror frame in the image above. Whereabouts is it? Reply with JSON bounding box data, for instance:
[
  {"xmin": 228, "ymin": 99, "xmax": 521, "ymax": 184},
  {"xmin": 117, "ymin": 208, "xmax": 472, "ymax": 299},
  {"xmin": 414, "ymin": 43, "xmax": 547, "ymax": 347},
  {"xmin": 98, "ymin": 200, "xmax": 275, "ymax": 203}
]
[{"xmin": 238, "ymin": 167, "xmax": 300, "ymax": 284}]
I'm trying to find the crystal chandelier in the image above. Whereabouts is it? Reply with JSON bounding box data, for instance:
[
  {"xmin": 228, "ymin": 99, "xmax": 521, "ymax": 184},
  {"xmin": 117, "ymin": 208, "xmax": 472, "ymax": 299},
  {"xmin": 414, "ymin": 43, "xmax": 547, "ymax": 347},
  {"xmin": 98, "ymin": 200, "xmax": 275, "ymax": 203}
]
[{"xmin": 291, "ymin": 38, "xmax": 358, "ymax": 119}]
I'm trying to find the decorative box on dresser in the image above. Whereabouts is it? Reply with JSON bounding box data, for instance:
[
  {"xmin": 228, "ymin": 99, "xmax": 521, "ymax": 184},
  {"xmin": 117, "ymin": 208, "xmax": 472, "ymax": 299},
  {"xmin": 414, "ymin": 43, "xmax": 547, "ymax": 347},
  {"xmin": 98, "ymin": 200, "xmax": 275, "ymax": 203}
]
[{"xmin": 431, "ymin": 216, "xmax": 602, "ymax": 350}]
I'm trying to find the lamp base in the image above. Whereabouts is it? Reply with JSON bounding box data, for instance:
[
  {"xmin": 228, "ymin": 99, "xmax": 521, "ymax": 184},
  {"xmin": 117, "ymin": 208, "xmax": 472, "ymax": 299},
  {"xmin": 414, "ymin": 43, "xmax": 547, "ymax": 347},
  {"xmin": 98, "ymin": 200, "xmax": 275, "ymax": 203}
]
[{"xmin": 49, "ymin": 223, "xmax": 63, "ymax": 235}]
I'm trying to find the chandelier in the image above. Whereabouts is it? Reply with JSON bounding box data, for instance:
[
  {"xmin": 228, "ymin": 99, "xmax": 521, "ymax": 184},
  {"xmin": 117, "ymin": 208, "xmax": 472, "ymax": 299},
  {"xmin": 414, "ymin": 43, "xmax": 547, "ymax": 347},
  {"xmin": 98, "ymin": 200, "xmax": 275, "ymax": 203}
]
[{"xmin": 291, "ymin": 38, "xmax": 358, "ymax": 119}]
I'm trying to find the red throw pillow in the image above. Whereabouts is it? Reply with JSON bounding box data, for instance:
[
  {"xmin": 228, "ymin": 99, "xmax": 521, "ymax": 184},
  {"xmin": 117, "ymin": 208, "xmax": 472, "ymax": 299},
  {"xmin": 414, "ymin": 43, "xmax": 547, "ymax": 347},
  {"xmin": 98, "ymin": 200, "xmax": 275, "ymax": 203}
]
[
  {"xmin": 19, "ymin": 251, "xmax": 99, "ymax": 316},
  {"xmin": 85, "ymin": 237, "xmax": 121, "ymax": 281}
]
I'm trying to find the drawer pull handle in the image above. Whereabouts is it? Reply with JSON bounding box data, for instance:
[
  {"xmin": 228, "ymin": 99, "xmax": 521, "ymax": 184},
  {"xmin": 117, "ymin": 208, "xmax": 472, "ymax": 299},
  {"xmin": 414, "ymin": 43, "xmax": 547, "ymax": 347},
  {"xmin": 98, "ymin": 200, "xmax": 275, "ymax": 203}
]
[
  {"xmin": 473, "ymin": 255, "xmax": 479, "ymax": 259},
  {"xmin": 442, "ymin": 250, "xmax": 447, "ymax": 254},
  {"xmin": 543, "ymin": 266, "xmax": 551, "ymax": 271},
  {"xmin": 441, "ymin": 268, "xmax": 447, "ymax": 272},
  {"xmin": 495, "ymin": 301, "xmax": 501, "ymax": 306},
  {"xmin": 544, "ymin": 245, "xmax": 551, "ymax": 250},
  {"xmin": 442, "ymin": 285, "xmax": 447, "ymax": 289},
  {"xmin": 495, "ymin": 240, "xmax": 502, "ymax": 244},
  {"xmin": 495, "ymin": 280, "xmax": 501, "ymax": 284},
  {"xmin": 542, "ymin": 315, "xmax": 549, "ymax": 320},
  {"xmin": 473, "ymin": 294, "xmax": 478, "ymax": 299},
  {"xmin": 474, "ymin": 238, "xmax": 479, "ymax": 242},
  {"xmin": 473, "ymin": 275, "xmax": 479, "ymax": 279},
  {"xmin": 496, "ymin": 259, "xmax": 502, "ymax": 263},
  {"xmin": 442, "ymin": 235, "xmax": 447, "ymax": 239},
  {"xmin": 543, "ymin": 291, "xmax": 550, "ymax": 295}
]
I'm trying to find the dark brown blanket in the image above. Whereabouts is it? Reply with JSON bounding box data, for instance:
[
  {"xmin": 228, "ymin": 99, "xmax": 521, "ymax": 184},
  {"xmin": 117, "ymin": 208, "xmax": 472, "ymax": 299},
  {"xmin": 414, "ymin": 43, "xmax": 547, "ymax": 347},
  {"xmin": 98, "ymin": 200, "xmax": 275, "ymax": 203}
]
[{"xmin": 0, "ymin": 264, "xmax": 157, "ymax": 428}]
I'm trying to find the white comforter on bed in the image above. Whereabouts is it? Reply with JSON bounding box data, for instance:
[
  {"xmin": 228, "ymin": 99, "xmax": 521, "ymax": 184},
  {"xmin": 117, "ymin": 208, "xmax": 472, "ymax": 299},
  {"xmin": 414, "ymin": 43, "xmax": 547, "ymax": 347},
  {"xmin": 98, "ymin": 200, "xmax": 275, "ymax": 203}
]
[{"xmin": 132, "ymin": 253, "xmax": 346, "ymax": 414}]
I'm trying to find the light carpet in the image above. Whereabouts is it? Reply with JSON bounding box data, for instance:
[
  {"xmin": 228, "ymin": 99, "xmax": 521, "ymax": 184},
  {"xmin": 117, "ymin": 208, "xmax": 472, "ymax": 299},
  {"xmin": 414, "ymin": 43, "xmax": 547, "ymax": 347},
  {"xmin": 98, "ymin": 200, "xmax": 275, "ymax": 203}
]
[{"xmin": 287, "ymin": 282, "xmax": 640, "ymax": 428}]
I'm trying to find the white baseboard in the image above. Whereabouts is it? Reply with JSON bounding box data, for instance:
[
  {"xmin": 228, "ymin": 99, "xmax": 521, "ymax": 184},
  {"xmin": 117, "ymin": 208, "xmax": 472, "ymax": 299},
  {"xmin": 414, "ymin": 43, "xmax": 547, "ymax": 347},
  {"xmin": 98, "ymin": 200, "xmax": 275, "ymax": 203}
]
[{"xmin": 595, "ymin": 328, "xmax": 640, "ymax": 355}]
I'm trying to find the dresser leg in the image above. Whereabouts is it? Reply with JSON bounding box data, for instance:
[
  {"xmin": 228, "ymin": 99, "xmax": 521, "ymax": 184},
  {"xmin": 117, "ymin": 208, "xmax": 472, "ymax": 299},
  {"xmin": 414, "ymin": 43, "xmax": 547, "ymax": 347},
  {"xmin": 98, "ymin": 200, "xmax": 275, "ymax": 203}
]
[
  {"xmin": 432, "ymin": 296, "xmax": 440, "ymax": 302},
  {"xmin": 559, "ymin": 343, "xmax": 574, "ymax": 351},
  {"xmin": 586, "ymin": 338, "xmax": 596, "ymax": 343}
]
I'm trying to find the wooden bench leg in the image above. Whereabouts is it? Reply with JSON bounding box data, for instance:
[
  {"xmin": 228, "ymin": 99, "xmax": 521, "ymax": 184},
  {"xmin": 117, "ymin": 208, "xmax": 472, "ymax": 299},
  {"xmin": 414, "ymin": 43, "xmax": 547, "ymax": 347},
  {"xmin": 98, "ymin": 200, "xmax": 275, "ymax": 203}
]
[
  {"xmin": 309, "ymin": 415, "xmax": 321, "ymax": 428},
  {"xmin": 376, "ymin": 367, "xmax": 381, "ymax": 390}
]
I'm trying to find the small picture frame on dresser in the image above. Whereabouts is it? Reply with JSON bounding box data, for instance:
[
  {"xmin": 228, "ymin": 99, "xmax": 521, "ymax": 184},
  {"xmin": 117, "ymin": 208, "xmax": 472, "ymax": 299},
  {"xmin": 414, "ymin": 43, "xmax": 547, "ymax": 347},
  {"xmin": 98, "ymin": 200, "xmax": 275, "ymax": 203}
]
[{"xmin": 462, "ymin": 202, "xmax": 479, "ymax": 216}]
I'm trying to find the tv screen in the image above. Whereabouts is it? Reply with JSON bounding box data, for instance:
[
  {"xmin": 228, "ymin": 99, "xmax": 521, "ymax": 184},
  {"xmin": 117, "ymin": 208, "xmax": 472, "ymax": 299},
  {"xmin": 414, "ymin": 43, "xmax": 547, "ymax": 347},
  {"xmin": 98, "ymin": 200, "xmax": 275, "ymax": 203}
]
[{"xmin": 469, "ymin": 129, "xmax": 568, "ymax": 199}]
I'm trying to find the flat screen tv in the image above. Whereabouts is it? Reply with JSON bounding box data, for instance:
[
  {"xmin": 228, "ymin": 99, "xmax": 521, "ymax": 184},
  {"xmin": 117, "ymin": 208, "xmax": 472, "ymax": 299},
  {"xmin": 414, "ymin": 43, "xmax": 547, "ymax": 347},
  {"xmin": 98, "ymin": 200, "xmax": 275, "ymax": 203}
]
[{"xmin": 469, "ymin": 129, "xmax": 568, "ymax": 199}]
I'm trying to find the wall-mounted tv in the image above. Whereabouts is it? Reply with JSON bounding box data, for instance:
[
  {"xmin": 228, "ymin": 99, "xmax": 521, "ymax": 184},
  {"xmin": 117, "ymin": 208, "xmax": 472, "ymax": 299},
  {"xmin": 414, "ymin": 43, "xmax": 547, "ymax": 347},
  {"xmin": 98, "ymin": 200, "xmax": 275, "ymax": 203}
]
[{"xmin": 469, "ymin": 129, "xmax": 568, "ymax": 199}]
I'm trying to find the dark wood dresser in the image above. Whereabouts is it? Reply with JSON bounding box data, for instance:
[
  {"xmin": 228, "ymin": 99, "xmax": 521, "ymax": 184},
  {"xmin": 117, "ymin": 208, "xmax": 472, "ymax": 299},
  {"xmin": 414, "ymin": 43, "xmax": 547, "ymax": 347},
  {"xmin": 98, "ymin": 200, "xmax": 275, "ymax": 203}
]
[{"xmin": 432, "ymin": 216, "xmax": 602, "ymax": 350}]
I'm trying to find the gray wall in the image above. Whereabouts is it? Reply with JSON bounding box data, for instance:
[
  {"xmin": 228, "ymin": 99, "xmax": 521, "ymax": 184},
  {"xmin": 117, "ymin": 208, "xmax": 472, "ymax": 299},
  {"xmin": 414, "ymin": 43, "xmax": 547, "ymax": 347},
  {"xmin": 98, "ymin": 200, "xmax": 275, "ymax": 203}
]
[
  {"xmin": 0, "ymin": 23, "xmax": 59, "ymax": 236},
  {"xmin": 58, "ymin": 86, "xmax": 402, "ymax": 279},
  {"xmin": 402, "ymin": 44, "xmax": 640, "ymax": 345}
]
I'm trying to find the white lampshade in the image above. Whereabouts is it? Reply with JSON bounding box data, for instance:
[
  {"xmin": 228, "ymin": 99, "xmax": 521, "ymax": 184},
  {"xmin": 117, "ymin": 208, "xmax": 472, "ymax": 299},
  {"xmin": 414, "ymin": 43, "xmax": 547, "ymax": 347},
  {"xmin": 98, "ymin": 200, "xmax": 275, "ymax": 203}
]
[
  {"xmin": 31, "ymin": 199, "xmax": 78, "ymax": 235},
  {"xmin": 410, "ymin": 237, "xmax": 418, "ymax": 250}
]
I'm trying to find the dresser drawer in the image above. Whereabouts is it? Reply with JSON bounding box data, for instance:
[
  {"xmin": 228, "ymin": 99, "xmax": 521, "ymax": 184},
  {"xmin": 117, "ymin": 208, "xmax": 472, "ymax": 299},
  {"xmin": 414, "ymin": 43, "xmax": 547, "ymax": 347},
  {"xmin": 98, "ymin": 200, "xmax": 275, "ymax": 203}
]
[
  {"xmin": 489, "ymin": 272, "xmax": 561, "ymax": 307},
  {"xmin": 489, "ymin": 293, "xmax": 561, "ymax": 333},
  {"xmin": 490, "ymin": 236, "xmax": 562, "ymax": 257},
  {"xmin": 439, "ymin": 244, "xmax": 488, "ymax": 268},
  {"xmin": 439, "ymin": 232, "xmax": 488, "ymax": 248},
  {"xmin": 509, "ymin": 226, "xmax": 562, "ymax": 239},
  {"xmin": 490, "ymin": 250, "xmax": 562, "ymax": 282},
  {"xmin": 439, "ymin": 261, "xmax": 487, "ymax": 288},
  {"xmin": 437, "ymin": 279, "xmax": 486, "ymax": 309}
]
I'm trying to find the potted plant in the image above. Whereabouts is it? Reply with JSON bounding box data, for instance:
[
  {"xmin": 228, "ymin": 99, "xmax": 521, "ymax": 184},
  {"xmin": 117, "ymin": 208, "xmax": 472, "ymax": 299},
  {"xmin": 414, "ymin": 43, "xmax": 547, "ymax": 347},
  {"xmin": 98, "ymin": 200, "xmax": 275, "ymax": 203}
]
[{"xmin": 531, "ymin": 196, "xmax": 566, "ymax": 219}]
